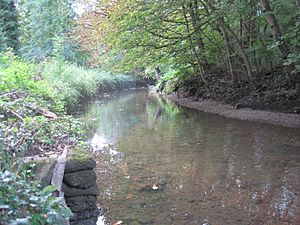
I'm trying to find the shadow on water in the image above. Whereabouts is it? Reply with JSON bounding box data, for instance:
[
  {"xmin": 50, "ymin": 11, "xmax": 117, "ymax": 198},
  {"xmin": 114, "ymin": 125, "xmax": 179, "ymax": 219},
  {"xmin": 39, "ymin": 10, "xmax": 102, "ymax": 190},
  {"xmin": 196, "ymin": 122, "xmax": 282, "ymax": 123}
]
[{"xmin": 78, "ymin": 89, "xmax": 300, "ymax": 225}]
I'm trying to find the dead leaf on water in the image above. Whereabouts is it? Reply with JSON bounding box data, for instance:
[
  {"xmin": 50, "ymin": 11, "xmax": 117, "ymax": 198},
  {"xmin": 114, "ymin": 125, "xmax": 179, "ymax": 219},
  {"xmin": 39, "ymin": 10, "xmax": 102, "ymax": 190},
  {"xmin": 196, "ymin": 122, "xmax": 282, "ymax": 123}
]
[
  {"xmin": 117, "ymin": 163, "xmax": 129, "ymax": 176},
  {"xmin": 125, "ymin": 193, "xmax": 134, "ymax": 200}
]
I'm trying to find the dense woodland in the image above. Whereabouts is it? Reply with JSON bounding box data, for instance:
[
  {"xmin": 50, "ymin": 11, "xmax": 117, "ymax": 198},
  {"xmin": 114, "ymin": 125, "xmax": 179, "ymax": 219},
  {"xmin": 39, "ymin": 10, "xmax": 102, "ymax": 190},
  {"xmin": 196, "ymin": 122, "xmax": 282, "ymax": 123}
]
[
  {"xmin": 0, "ymin": 0, "xmax": 299, "ymax": 224},
  {"xmin": 92, "ymin": 0, "xmax": 300, "ymax": 112},
  {"xmin": 70, "ymin": 0, "xmax": 300, "ymax": 112},
  {"xmin": 1, "ymin": 0, "xmax": 300, "ymax": 94}
]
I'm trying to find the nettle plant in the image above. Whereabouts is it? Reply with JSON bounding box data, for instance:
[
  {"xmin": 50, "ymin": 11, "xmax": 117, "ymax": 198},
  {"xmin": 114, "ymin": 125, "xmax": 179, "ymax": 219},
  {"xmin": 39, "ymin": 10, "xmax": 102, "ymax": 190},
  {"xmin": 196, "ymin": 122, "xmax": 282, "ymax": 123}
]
[{"xmin": 0, "ymin": 161, "xmax": 72, "ymax": 225}]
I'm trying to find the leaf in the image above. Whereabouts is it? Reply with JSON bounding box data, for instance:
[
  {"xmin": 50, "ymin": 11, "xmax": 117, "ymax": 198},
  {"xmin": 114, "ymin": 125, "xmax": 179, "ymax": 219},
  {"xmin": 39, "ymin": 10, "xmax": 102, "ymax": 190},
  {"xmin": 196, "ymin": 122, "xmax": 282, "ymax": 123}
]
[
  {"xmin": 31, "ymin": 214, "xmax": 46, "ymax": 225},
  {"xmin": 125, "ymin": 193, "xmax": 134, "ymax": 200},
  {"xmin": 42, "ymin": 185, "xmax": 57, "ymax": 194}
]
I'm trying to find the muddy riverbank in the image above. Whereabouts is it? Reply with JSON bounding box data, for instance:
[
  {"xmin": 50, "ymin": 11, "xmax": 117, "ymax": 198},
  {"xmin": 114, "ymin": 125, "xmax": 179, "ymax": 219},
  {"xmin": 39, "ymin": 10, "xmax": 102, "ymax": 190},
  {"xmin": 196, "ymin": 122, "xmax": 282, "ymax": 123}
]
[{"xmin": 166, "ymin": 93, "xmax": 300, "ymax": 129}]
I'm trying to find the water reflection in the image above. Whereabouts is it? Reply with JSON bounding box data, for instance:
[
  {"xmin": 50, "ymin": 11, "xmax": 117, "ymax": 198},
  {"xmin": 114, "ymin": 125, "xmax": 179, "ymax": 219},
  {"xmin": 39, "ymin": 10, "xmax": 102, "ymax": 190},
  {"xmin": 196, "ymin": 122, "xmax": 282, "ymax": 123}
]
[{"xmin": 80, "ymin": 90, "xmax": 300, "ymax": 225}]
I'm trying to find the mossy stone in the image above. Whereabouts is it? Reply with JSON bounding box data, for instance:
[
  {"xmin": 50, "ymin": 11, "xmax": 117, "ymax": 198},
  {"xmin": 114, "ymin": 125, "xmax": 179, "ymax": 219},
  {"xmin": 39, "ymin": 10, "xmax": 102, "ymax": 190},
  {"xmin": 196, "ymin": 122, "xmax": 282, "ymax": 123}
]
[
  {"xmin": 64, "ymin": 170, "xmax": 96, "ymax": 189},
  {"xmin": 70, "ymin": 217, "xmax": 98, "ymax": 225},
  {"xmin": 62, "ymin": 183, "xmax": 99, "ymax": 197},
  {"xmin": 69, "ymin": 208, "xmax": 100, "ymax": 221},
  {"xmin": 65, "ymin": 148, "xmax": 96, "ymax": 173},
  {"xmin": 65, "ymin": 195, "xmax": 97, "ymax": 212},
  {"xmin": 29, "ymin": 156, "xmax": 57, "ymax": 188}
]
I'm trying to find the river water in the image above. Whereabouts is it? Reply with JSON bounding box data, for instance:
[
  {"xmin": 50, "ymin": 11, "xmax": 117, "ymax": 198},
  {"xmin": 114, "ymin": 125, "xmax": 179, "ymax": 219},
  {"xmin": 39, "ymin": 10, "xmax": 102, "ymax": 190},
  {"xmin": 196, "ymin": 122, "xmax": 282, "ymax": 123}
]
[{"xmin": 79, "ymin": 89, "xmax": 300, "ymax": 225}]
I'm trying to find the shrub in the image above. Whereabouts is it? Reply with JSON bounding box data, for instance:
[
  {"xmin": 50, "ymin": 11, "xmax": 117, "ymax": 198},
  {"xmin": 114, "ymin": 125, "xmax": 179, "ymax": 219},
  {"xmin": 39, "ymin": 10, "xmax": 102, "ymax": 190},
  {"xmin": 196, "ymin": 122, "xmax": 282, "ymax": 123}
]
[
  {"xmin": 0, "ymin": 161, "xmax": 72, "ymax": 225},
  {"xmin": 0, "ymin": 52, "xmax": 65, "ymax": 113}
]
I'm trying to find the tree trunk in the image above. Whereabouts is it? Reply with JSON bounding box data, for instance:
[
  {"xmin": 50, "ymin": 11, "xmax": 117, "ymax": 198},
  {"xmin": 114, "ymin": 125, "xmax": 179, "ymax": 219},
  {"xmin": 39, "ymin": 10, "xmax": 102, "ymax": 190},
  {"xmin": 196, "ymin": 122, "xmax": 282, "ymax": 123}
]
[
  {"xmin": 258, "ymin": 33, "xmax": 274, "ymax": 72},
  {"xmin": 154, "ymin": 67, "xmax": 162, "ymax": 80},
  {"xmin": 182, "ymin": 3, "xmax": 209, "ymax": 86},
  {"xmin": 203, "ymin": 0, "xmax": 253, "ymax": 80},
  {"xmin": 222, "ymin": 21, "xmax": 253, "ymax": 80},
  {"xmin": 220, "ymin": 27, "xmax": 237, "ymax": 82},
  {"xmin": 295, "ymin": 0, "xmax": 300, "ymax": 11},
  {"xmin": 260, "ymin": 0, "xmax": 290, "ymax": 59}
]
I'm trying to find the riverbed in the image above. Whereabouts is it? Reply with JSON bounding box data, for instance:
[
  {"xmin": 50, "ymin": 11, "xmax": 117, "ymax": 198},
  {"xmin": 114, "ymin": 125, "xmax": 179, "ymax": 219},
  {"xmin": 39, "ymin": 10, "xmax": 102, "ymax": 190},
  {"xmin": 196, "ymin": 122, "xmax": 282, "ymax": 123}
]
[{"xmin": 79, "ymin": 89, "xmax": 300, "ymax": 225}]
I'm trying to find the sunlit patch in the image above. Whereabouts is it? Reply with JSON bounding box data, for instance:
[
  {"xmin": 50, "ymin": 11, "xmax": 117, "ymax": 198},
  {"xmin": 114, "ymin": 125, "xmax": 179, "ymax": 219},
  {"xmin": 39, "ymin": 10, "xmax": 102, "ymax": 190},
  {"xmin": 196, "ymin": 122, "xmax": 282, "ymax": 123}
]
[
  {"xmin": 91, "ymin": 133, "xmax": 109, "ymax": 150},
  {"xmin": 96, "ymin": 215, "xmax": 106, "ymax": 225}
]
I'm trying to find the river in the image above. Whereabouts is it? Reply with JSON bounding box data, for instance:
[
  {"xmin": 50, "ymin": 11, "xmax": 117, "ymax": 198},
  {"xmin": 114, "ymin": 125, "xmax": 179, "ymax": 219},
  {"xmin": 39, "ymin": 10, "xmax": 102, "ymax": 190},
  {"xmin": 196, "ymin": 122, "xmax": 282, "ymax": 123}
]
[{"xmin": 78, "ymin": 89, "xmax": 300, "ymax": 225}]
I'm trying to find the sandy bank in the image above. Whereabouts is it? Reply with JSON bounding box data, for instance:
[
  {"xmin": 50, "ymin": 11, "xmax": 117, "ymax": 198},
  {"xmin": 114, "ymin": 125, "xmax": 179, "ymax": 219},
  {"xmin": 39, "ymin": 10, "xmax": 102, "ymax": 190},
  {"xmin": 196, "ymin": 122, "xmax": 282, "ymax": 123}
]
[{"xmin": 166, "ymin": 94, "xmax": 300, "ymax": 129}]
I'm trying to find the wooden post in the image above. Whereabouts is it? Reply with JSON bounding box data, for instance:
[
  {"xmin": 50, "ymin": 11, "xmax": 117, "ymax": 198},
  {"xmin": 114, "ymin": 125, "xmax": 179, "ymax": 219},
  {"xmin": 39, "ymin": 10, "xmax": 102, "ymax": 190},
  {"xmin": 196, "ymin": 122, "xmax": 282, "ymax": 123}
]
[{"xmin": 51, "ymin": 147, "xmax": 70, "ymax": 225}]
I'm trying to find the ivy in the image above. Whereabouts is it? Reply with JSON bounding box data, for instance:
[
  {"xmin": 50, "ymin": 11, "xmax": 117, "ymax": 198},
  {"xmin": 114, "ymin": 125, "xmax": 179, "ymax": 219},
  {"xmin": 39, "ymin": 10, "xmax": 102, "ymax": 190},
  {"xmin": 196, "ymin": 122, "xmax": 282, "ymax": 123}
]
[{"xmin": 0, "ymin": 163, "xmax": 72, "ymax": 225}]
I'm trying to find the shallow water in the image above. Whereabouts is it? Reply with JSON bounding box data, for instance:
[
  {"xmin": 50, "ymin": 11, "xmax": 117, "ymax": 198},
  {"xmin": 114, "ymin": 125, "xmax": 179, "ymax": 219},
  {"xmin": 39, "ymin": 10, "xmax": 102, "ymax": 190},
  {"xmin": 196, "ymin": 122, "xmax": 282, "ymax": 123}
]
[{"xmin": 79, "ymin": 89, "xmax": 300, "ymax": 225}]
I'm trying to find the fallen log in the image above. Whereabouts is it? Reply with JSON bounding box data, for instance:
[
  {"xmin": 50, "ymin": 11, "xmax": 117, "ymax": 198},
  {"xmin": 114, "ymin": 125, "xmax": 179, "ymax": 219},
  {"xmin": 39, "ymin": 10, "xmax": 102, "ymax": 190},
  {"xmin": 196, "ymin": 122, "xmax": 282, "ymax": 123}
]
[{"xmin": 26, "ymin": 104, "xmax": 58, "ymax": 119}]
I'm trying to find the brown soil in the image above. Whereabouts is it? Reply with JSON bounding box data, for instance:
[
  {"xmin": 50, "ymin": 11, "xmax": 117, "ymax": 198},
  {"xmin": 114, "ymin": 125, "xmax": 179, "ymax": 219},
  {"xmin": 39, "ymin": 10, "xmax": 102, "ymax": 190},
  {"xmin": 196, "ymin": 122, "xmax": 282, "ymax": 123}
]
[
  {"xmin": 167, "ymin": 94, "xmax": 300, "ymax": 128},
  {"xmin": 175, "ymin": 68, "xmax": 300, "ymax": 114}
]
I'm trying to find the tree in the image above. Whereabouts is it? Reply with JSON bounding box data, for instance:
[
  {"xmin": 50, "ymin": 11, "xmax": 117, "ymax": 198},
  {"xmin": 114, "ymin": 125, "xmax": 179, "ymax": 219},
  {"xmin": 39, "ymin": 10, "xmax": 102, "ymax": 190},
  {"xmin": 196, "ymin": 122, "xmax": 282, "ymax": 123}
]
[
  {"xmin": 71, "ymin": 7, "xmax": 109, "ymax": 67},
  {"xmin": 92, "ymin": 0, "xmax": 299, "ymax": 89},
  {"xmin": 260, "ymin": 0, "xmax": 290, "ymax": 59},
  {"xmin": 19, "ymin": 0, "xmax": 75, "ymax": 61},
  {"xmin": 0, "ymin": 0, "xmax": 19, "ymax": 51}
]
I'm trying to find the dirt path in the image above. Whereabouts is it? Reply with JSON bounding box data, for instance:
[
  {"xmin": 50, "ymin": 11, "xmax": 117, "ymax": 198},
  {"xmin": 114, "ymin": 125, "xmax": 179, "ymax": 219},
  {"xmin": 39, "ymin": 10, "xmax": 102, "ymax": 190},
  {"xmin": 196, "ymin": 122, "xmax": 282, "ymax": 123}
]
[{"xmin": 166, "ymin": 94, "xmax": 300, "ymax": 129}]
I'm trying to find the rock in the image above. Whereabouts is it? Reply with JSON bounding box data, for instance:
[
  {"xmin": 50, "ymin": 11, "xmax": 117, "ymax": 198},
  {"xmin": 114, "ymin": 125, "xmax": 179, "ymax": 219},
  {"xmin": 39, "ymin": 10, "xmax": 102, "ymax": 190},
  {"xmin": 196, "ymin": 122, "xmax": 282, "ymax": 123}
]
[
  {"xmin": 235, "ymin": 103, "xmax": 248, "ymax": 109},
  {"xmin": 69, "ymin": 208, "xmax": 100, "ymax": 221},
  {"xmin": 31, "ymin": 156, "xmax": 57, "ymax": 188},
  {"xmin": 62, "ymin": 183, "xmax": 99, "ymax": 197},
  {"xmin": 65, "ymin": 148, "xmax": 96, "ymax": 173},
  {"xmin": 70, "ymin": 217, "xmax": 98, "ymax": 225},
  {"xmin": 65, "ymin": 196, "xmax": 97, "ymax": 212},
  {"xmin": 251, "ymin": 194, "xmax": 263, "ymax": 205},
  {"xmin": 64, "ymin": 170, "xmax": 97, "ymax": 189}
]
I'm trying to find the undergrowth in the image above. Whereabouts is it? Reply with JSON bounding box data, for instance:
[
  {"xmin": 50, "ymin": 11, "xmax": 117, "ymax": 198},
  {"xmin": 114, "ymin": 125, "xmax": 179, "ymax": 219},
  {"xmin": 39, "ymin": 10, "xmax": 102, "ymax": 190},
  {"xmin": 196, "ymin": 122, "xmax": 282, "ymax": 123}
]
[
  {"xmin": 0, "ymin": 52, "xmax": 135, "ymax": 158},
  {"xmin": 0, "ymin": 51, "xmax": 135, "ymax": 224},
  {"xmin": 41, "ymin": 59, "xmax": 136, "ymax": 108},
  {"xmin": 0, "ymin": 159, "xmax": 72, "ymax": 225},
  {"xmin": 0, "ymin": 53, "xmax": 89, "ymax": 158}
]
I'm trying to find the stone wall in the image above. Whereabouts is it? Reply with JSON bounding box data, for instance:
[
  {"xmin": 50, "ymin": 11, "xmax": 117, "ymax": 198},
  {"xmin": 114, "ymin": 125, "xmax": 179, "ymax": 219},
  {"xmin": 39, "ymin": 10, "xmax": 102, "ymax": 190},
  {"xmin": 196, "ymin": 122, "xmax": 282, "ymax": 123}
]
[
  {"xmin": 62, "ymin": 148, "xmax": 100, "ymax": 225},
  {"xmin": 32, "ymin": 148, "xmax": 100, "ymax": 225}
]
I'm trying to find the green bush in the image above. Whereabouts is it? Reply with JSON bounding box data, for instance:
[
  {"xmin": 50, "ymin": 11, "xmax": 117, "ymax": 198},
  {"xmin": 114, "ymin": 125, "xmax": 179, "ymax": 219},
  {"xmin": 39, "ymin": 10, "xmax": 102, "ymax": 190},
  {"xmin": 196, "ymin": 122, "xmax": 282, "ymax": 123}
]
[
  {"xmin": 0, "ymin": 52, "xmax": 65, "ymax": 113},
  {"xmin": 0, "ymin": 162, "xmax": 72, "ymax": 225},
  {"xmin": 0, "ymin": 52, "xmax": 36, "ymax": 93},
  {"xmin": 0, "ymin": 54, "xmax": 103, "ymax": 225},
  {"xmin": 157, "ymin": 67, "xmax": 183, "ymax": 94}
]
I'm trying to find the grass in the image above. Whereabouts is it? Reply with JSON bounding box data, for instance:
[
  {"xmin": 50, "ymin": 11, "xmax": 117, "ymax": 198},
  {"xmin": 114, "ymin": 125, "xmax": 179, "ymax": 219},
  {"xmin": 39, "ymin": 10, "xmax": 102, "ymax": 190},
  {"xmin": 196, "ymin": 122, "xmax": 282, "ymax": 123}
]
[{"xmin": 41, "ymin": 59, "xmax": 136, "ymax": 108}]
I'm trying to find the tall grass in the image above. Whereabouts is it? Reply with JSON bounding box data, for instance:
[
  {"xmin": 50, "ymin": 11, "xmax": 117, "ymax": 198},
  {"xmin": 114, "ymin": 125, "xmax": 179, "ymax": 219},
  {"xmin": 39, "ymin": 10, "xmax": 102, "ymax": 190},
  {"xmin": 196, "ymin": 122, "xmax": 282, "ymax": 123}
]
[{"xmin": 41, "ymin": 59, "xmax": 135, "ymax": 107}]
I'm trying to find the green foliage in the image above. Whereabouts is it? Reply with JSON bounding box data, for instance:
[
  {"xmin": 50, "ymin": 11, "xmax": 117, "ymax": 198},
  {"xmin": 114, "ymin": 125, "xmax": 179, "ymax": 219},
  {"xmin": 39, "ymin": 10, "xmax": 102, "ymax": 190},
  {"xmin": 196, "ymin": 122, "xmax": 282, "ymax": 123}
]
[
  {"xmin": 0, "ymin": 162, "xmax": 72, "ymax": 225},
  {"xmin": 19, "ymin": 0, "xmax": 75, "ymax": 61},
  {"xmin": 0, "ymin": 52, "xmax": 65, "ymax": 112},
  {"xmin": 41, "ymin": 59, "xmax": 136, "ymax": 107},
  {"xmin": 97, "ymin": 0, "xmax": 300, "ymax": 89},
  {"xmin": 0, "ymin": 52, "xmax": 92, "ymax": 159},
  {"xmin": 41, "ymin": 59, "xmax": 99, "ymax": 107},
  {"xmin": 0, "ymin": 52, "xmax": 35, "ymax": 92},
  {"xmin": 51, "ymin": 35, "xmax": 88, "ymax": 65},
  {"xmin": 0, "ymin": 0, "xmax": 19, "ymax": 51},
  {"xmin": 157, "ymin": 68, "xmax": 184, "ymax": 94}
]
